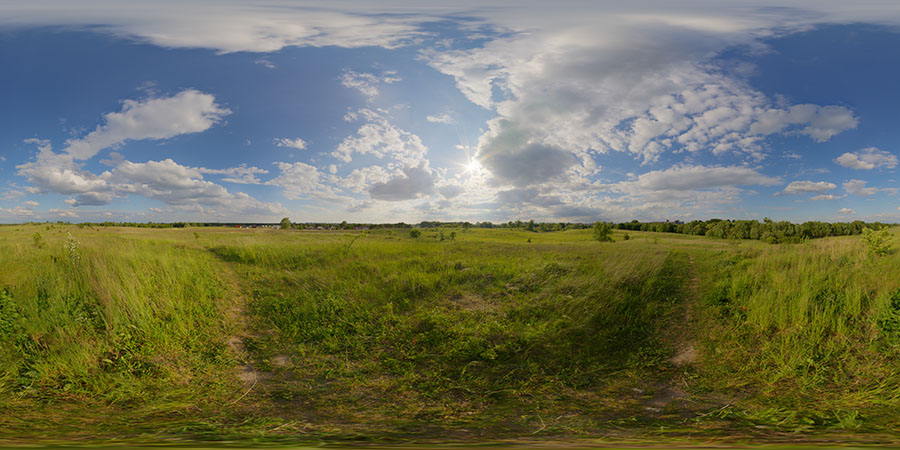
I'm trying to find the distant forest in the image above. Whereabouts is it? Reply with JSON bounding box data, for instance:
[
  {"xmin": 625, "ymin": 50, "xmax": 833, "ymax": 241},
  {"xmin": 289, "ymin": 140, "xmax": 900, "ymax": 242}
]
[
  {"xmin": 12, "ymin": 218, "xmax": 893, "ymax": 244},
  {"xmin": 613, "ymin": 219, "xmax": 890, "ymax": 243}
]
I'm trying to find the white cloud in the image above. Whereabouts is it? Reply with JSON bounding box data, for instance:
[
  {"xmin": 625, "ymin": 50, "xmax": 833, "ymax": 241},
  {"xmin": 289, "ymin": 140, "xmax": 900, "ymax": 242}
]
[
  {"xmin": 108, "ymin": 158, "xmax": 286, "ymax": 215},
  {"xmin": 835, "ymin": 147, "xmax": 898, "ymax": 170},
  {"xmin": 810, "ymin": 193, "xmax": 845, "ymax": 201},
  {"xmin": 18, "ymin": 141, "xmax": 109, "ymax": 195},
  {"xmin": 13, "ymin": 92, "xmax": 285, "ymax": 219},
  {"xmin": 255, "ymin": 58, "xmax": 276, "ymax": 69},
  {"xmin": 64, "ymin": 90, "xmax": 230, "ymax": 160},
  {"xmin": 22, "ymin": 200, "xmax": 39, "ymax": 206},
  {"xmin": 198, "ymin": 164, "xmax": 268, "ymax": 184},
  {"xmin": 426, "ymin": 113, "xmax": 454, "ymax": 124},
  {"xmin": 274, "ymin": 137, "xmax": 308, "ymax": 150},
  {"xmin": 266, "ymin": 161, "xmax": 341, "ymax": 200},
  {"xmin": 333, "ymin": 108, "xmax": 427, "ymax": 166},
  {"xmin": 618, "ymin": 165, "xmax": 781, "ymax": 192},
  {"xmin": 843, "ymin": 179, "xmax": 879, "ymax": 197},
  {"xmin": 337, "ymin": 165, "xmax": 391, "ymax": 194},
  {"xmin": 0, "ymin": 206, "xmax": 35, "ymax": 216},
  {"xmin": 839, "ymin": 207, "xmax": 855, "ymax": 214},
  {"xmin": 19, "ymin": 143, "xmax": 284, "ymax": 216},
  {"xmin": 1, "ymin": 188, "xmax": 26, "ymax": 201},
  {"xmin": 595, "ymin": 165, "xmax": 780, "ymax": 214},
  {"xmin": 778, "ymin": 180, "xmax": 837, "ymax": 196},
  {"xmin": 421, "ymin": 5, "xmax": 861, "ymax": 181},
  {"xmin": 48, "ymin": 209, "xmax": 78, "ymax": 218},
  {"xmin": 0, "ymin": 2, "xmax": 426, "ymax": 53},
  {"xmin": 340, "ymin": 70, "xmax": 401, "ymax": 99}
]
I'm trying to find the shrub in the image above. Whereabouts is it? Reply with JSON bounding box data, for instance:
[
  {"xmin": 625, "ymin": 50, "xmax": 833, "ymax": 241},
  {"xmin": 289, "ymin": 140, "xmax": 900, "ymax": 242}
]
[
  {"xmin": 409, "ymin": 229, "xmax": 421, "ymax": 238},
  {"xmin": 592, "ymin": 221, "xmax": 613, "ymax": 242},
  {"xmin": 863, "ymin": 227, "xmax": 894, "ymax": 256}
]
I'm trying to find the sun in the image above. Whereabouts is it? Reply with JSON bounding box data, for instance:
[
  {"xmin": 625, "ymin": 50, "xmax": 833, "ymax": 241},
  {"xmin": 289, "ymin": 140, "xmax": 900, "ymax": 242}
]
[{"xmin": 464, "ymin": 159, "xmax": 482, "ymax": 174}]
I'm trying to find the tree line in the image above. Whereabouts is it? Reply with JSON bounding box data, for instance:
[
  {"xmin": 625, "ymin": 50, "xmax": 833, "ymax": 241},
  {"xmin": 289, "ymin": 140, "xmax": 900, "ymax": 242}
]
[{"xmin": 613, "ymin": 219, "xmax": 890, "ymax": 243}]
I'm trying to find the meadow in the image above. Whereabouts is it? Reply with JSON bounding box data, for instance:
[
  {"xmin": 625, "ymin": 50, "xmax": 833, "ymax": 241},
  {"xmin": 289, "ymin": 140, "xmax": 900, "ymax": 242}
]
[{"xmin": 0, "ymin": 224, "xmax": 899, "ymax": 445}]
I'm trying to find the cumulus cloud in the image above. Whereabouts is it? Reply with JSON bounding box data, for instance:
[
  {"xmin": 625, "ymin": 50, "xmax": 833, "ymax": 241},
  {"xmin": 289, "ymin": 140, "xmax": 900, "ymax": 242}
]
[
  {"xmin": 617, "ymin": 165, "xmax": 780, "ymax": 192},
  {"xmin": 843, "ymin": 179, "xmax": 879, "ymax": 197},
  {"xmin": 337, "ymin": 165, "xmax": 391, "ymax": 194},
  {"xmin": 109, "ymin": 159, "xmax": 281, "ymax": 213},
  {"xmin": 810, "ymin": 193, "xmax": 845, "ymax": 200},
  {"xmin": 422, "ymin": 4, "xmax": 861, "ymax": 182},
  {"xmin": 1, "ymin": 188, "xmax": 27, "ymax": 201},
  {"xmin": 592, "ymin": 165, "xmax": 780, "ymax": 215},
  {"xmin": 17, "ymin": 140, "xmax": 284, "ymax": 217},
  {"xmin": 0, "ymin": 206, "xmax": 35, "ymax": 217},
  {"xmin": 340, "ymin": 70, "xmax": 400, "ymax": 99},
  {"xmin": 334, "ymin": 108, "xmax": 428, "ymax": 166},
  {"xmin": 274, "ymin": 137, "xmax": 308, "ymax": 150},
  {"xmin": 368, "ymin": 165, "xmax": 435, "ymax": 201},
  {"xmin": 438, "ymin": 184, "xmax": 464, "ymax": 199},
  {"xmin": 426, "ymin": 113, "xmax": 454, "ymax": 124},
  {"xmin": 476, "ymin": 119, "xmax": 576, "ymax": 187},
  {"xmin": 835, "ymin": 147, "xmax": 898, "ymax": 170},
  {"xmin": 778, "ymin": 180, "xmax": 837, "ymax": 196},
  {"xmin": 17, "ymin": 141, "xmax": 109, "ymax": 195},
  {"xmin": 266, "ymin": 161, "xmax": 341, "ymax": 200},
  {"xmin": 64, "ymin": 90, "xmax": 230, "ymax": 160},
  {"xmin": 839, "ymin": 207, "xmax": 855, "ymax": 214},
  {"xmin": 198, "ymin": 164, "xmax": 268, "ymax": 184},
  {"xmin": 612, "ymin": 83, "xmax": 857, "ymax": 162},
  {"xmin": 48, "ymin": 208, "xmax": 78, "ymax": 218}
]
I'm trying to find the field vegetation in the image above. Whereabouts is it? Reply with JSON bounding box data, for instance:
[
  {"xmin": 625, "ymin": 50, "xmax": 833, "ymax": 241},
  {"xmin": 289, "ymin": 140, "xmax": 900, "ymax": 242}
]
[{"xmin": 0, "ymin": 223, "xmax": 898, "ymax": 445}]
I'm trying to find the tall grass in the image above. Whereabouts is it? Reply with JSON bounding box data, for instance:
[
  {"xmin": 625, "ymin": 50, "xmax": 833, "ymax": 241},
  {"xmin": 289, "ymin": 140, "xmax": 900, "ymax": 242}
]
[
  {"xmin": 0, "ymin": 226, "xmax": 237, "ymax": 409},
  {"xmin": 698, "ymin": 229, "xmax": 900, "ymax": 427}
]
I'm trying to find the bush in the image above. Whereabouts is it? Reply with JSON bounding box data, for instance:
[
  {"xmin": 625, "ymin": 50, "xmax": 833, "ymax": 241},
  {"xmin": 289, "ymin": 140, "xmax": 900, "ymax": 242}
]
[
  {"xmin": 863, "ymin": 227, "xmax": 894, "ymax": 256},
  {"xmin": 592, "ymin": 221, "xmax": 613, "ymax": 242},
  {"xmin": 409, "ymin": 229, "xmax": 421, "ymax": 238}
]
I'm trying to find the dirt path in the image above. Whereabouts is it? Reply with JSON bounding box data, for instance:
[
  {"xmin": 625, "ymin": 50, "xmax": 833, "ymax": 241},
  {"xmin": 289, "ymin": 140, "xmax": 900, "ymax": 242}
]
[
  {"xmin": 216, "ymin": 263, "xmax": 268, "ymax": 404},
  {"xmin": 670, "ymin": 253, "xmax": 700, "ymax": 366},
  {"xmin": 639, "ymin": 252, "xmax": 701, "ymax": 414}
]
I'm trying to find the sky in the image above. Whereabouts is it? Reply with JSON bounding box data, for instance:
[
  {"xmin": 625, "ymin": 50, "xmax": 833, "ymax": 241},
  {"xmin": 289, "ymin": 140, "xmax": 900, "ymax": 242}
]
[{"xmin": 1, "ymin": 1, "xmax": 899, "ymax": 224}]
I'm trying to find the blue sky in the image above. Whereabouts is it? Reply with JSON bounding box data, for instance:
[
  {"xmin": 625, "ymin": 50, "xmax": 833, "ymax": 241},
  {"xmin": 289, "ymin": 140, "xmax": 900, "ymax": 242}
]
[{"xmin": 0, "ymin": 1, "xmax": 899, "ymax": 223}]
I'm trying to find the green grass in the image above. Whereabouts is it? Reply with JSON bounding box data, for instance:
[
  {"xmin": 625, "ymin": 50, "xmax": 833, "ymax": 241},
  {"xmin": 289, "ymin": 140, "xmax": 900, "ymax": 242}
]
[{"xmin": 0, "ymin": 224, "xmax": 898, "ymax": 445}]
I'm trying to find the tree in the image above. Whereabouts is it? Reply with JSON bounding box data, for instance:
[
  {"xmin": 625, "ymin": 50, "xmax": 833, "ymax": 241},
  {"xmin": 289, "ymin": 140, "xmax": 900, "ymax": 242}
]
[
  {"xmin": 592, "ymin": 221, "xmax": 613, "ymax": 242},
  {"xmin": 280, "ymin": 217, "xmax": 292, "ymax": 229}
]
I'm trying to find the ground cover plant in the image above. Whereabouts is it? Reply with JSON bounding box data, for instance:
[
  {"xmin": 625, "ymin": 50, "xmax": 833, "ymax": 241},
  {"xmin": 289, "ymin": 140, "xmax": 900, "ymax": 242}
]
[{"xmin": 0, "ymin": 224, "xmax": 898, "ymax": 445}]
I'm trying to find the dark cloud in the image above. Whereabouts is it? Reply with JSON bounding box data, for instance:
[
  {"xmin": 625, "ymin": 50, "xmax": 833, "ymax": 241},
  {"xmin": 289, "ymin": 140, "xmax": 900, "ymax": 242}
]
[{"xmin": 369, "ymin": 165, "xmax": 435, "ymax": 201}]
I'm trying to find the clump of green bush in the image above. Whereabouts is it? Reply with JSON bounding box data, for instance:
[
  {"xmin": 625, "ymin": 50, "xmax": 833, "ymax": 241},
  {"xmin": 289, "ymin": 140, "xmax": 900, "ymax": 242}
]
[
  {"xmin": 592, "ymin": 221, "xmax": 613, "ymax": 242},
  {"xmin": 863, "ymin": 227, "xmax": 894, "ymax": 256}
]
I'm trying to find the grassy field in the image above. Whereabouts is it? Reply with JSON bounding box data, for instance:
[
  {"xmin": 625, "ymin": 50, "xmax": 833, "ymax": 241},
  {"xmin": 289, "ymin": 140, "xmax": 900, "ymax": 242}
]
[{"xmin": 0, "ymin": 224, "xmax": 899, "ymax": 445}]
